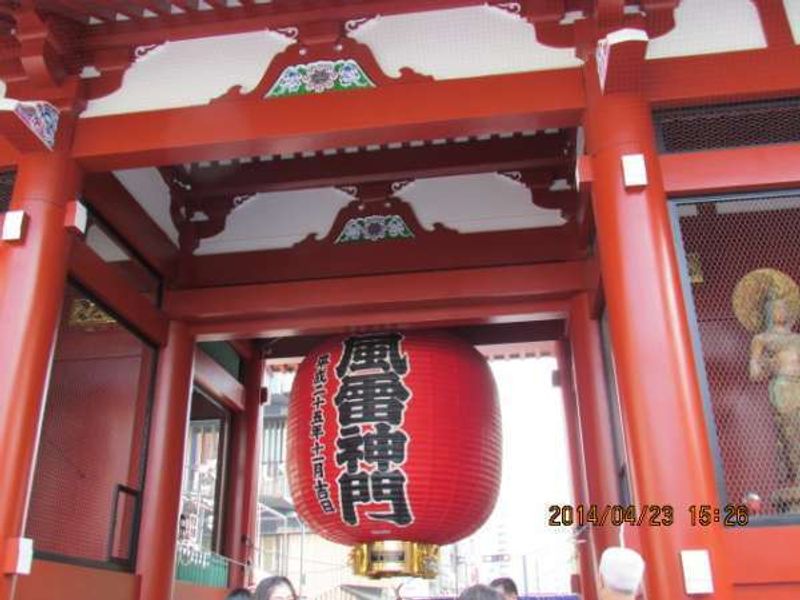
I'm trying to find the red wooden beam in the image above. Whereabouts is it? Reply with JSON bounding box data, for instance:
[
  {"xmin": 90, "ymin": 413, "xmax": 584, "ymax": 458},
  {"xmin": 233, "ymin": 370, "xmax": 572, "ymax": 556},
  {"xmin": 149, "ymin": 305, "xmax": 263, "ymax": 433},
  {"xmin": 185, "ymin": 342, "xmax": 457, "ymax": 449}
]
[
  {"xmin": 72, "ymin": 45, "xmax": 800, "ymax": 171},
  {"xmin": 73, "ymin": 68, "xmax": 585, "ymax": 170},
  {"xmin": 189, "ymin": 297, "xmax": 571, "ymax": 340},
  {"xmin": 194, "ymin": 348, "xmax": 245, "ymax": 411},
  {"xmin": 81, "ymin": 172, "xmax": 178, "ymax": 277},
  {"xmin": 751, "ymin": 0, "xmax": 795, "ymax": 48},
  {"xmin": 69, "ymin": 239, "xmax": 169, "ymax": 345},
  {"xmin": 182, "ymin": 223, "xmax": 583, "ymax": 288},
  {"xmin": 660, "ymin": 143, "xmax": 800, "ymax": 196},
  {"xmin": 260, "ymin": 320, "xmax": 565, "ymax": 359},
  {"xmin": 165, "ymin": 260, "xmax": 589, "ymax": 334},
  {"xmin": 645, "ymin": 45, "xmax": 800, "ymax": 108},
  {"xmin": 188, "ymin": 132, "xmax": 572, "ymax": 197},
  {"xmin": 81, "ymin": 0, "xmax": 493, "ymax": 50}
]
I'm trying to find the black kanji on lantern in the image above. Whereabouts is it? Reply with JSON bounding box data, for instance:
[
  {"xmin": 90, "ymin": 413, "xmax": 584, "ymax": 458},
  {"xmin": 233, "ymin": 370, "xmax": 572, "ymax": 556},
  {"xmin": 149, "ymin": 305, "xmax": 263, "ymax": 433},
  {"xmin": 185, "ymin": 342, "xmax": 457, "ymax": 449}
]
[
  {"xmin": 335, "ymin": 426, "xmax": 364, "ymax": 472},
  {"xmin": 335, "ymin": 372, "xmax": 410, "ymax": 426},
  {"xmin": 367, "ymin": 469, "xmax": 412, "ymax": 525},
  {"xmin": 336, "ymin": 333, "xmax": 409, "ymax": 378},
  {"xmin": 310, "ymin": 353, "xmax": 336, "ymax": 514},
  {"xmin": 364, "ymin": 423, "xmax": 408, "ymax": 471},
  {"xmin": 338, "ymin": 471, "xmax": 371, "ymax": 525},
  {"xmin": 333, "ymin": 334, "xmax": 414, "ymax": 527}
]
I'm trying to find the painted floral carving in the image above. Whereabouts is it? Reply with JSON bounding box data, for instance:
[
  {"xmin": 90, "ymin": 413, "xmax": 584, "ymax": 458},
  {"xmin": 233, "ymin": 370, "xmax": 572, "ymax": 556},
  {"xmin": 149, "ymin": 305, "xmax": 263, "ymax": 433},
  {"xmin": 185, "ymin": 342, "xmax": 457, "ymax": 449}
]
[
  {"xmin": 267, "ymin": 59, "xmax": 373, "ymax": 98},
  {"xmin": 14, "ymin": 101, "xmax": 59, "ymax": 150},
  {"xmin": 303, "ymin": 62, "xmax": 337, "ymax": 93},
  {"xmin": 335, "ymin": 215, "xmax": 414, "ymax": 244}
]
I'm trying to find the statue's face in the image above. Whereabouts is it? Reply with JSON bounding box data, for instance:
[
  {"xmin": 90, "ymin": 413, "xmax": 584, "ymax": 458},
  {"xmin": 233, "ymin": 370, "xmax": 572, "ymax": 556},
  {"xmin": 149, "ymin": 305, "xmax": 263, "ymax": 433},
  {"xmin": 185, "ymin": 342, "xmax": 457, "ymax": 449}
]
[{"xmin": 770, "ymin": 299, "xmax": 791, "ymax": 327}]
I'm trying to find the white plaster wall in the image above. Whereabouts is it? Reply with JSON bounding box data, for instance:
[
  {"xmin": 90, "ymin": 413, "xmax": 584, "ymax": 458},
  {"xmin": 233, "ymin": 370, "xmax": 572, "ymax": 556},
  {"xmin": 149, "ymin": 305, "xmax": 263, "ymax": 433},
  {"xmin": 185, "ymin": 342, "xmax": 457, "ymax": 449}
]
[
  {"xmin": 84, "ymin": 31, "xmax": 291, "ymax": 117},
  {"xmin": 647, "ymin": 0, "xmax": 766, "ymax": 59},
  {"xmin": 397, "ymin": 173, "xmax": 565, "ymax": 233},
  {"xmin": 784, "ymin": 0, "xmax": 800, "ymax": 43},
  {"xmin": 195, "ymin": 187, "xmax": 352, "ymax": 255},
  {"xmin": 114, "ymin": 168, "xmax": 180, "ymax": 245},
  {"xmin": 350, "ymin": 6, "xmax": 581, "ymax": 80}
]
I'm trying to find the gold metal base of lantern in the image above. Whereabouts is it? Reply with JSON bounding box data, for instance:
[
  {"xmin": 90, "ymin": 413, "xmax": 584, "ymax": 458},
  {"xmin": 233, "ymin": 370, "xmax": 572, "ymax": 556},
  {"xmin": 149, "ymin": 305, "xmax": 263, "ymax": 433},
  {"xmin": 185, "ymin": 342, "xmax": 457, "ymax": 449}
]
[{"xmin": 350, "ymin": 541, "xmax": 439, "ymax": 579}]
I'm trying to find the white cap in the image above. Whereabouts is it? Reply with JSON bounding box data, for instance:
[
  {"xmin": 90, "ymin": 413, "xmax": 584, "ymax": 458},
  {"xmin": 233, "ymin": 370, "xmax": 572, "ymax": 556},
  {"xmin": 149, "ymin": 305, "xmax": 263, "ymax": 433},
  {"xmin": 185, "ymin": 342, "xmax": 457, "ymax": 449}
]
[{"xmin": 599, "ymin": 547, "xmax": 645, "ymax": 594}]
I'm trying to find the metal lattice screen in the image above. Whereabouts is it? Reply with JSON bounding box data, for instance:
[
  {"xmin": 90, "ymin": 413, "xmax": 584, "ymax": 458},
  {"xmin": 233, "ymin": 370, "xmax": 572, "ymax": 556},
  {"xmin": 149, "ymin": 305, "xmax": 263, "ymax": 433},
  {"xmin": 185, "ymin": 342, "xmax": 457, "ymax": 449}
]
[
  {"xmin": 673, "ymin": 192, "xmax": 800, "ymax": 518},
  {"xmin": 654, "ymin": 97, "xmax": 800, "ymax": 153},
  {"xmin": 25, "ymin": 283, "xmax": 156, "ymax": 568}
]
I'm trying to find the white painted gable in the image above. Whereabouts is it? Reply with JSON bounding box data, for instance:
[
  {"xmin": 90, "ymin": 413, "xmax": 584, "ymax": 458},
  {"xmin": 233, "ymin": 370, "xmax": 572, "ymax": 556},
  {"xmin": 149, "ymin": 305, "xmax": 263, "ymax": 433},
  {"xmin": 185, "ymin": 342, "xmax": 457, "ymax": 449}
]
[
  {"xmin": 397, "ymin": 173, "xmax": 565, "ymax": 233},
  {"xmin": 117, "ymin": 169, "xmax": 566, "ymax": 256},
  {"xmin": 785, "ymin": 0, "xmax": 800, "ymax": 44},
  {"xmin": 83, "ymin": 30, "xmax": 291, "ymax": 117},
  {"xmin": 350, "ymin": 6, "xmax": 581, "ymax": 80},
  {"xmin": 647, "ymin": 0, "xmax": 766, "ymax": 59}
]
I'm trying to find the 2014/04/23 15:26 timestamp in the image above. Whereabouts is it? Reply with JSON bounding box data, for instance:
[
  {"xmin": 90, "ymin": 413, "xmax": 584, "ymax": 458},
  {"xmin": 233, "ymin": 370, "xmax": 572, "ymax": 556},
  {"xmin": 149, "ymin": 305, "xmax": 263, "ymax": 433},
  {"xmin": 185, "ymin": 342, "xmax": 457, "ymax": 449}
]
[{"xmin": 548, "ymin": 504, "xmax": 750, "ymax": 527}]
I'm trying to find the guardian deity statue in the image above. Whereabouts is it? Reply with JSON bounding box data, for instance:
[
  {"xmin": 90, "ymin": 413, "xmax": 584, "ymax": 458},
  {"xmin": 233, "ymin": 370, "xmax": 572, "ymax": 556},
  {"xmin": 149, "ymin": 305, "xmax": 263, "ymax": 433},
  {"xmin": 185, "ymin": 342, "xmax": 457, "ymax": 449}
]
[{"xmin": 735, "ymin": 269, "xmax": 800, "ymax": 505}]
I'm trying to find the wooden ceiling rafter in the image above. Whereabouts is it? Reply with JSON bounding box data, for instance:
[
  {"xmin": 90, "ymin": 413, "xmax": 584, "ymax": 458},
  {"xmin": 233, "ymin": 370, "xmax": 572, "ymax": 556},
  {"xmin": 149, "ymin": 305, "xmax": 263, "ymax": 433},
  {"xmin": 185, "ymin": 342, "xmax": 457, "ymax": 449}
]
[{"xmin": 185, "ymin": 131, "xmax": 575, "ymax": 199}]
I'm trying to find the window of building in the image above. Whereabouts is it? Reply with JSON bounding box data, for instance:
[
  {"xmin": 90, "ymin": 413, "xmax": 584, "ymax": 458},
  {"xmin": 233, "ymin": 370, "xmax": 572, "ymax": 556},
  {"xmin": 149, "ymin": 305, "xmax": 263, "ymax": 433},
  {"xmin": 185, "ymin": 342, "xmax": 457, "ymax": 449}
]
[
  {"xmin": 198, "ymin": 341, "xmax": 245, "ymax": 383},
  {"xmin": 26, "ymin": 282, "xmax": 157, "ymax": 570},
  {"xmin": 671, "ymin": 191, "xmax": 800, "ymax": 521},
  {"xmin": 179, "ymin": 389, "xmax": 231, "ymax": 554}
]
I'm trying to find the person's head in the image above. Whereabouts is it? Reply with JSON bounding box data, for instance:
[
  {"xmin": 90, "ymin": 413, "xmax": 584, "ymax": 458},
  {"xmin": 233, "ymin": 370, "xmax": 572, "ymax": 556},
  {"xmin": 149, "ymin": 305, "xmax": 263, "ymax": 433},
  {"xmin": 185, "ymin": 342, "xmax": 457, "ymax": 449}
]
[
  {"xmin": 489, "ymin": 578, "xmax": 518, "ymax": 600},
  {"xmin": 458, "ymin": 584, "xmax": 503, "ymax": 600},
  {"xmin": 255, "ymin": 576, "xmax": 297, "ymax": 600},
  {"xmin": 227, "ymin": 589, "xmax": 253, "ymax": 600},
  {"xmin": 599, "ymin": 547, "xmax": 644, "ymax": 599}
]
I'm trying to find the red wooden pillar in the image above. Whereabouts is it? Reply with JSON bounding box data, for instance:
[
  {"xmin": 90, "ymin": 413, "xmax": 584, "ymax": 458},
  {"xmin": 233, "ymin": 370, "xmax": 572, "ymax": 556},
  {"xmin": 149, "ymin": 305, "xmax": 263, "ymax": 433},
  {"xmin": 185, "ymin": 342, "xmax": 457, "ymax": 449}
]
[
  {"xmin": 225, "ymin": 353, "xmax": 264, "ymax": 588},
  {"xmin": 568, "ymin": 293, "xmax": 620, "ymax": 558},
  {"xmin": 555, "ymin": 342, "xmax": 598, "ymax": 600},
  {"xmin": 0, "ymin": 152, "xmax": 80, "ymax": 600},
  {"xmin": 585, "ymin": 93, "xmax": 733, "ymax": 599},
  {"xmin": 136, "ymin": 322, "xmax": 194, "ymax": 600}
]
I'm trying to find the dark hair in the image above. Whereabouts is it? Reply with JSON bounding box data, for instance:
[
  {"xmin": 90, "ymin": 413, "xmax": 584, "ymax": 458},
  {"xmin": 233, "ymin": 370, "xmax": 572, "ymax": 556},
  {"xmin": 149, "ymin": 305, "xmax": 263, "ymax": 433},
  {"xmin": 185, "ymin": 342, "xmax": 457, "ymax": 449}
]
[
  {"xmin": 227, "ymin": 589, "xmax": 253, "ymax": 600},
  {"xmin": 490, "ymin": 578, "xmax": 519, "ymax": 597},
  {"xmin": 458, "ymin": 584, "xmax": 504, "ymax": 600},
  {"xmin": 255, "ymin": 576, "xmax": 297, "ymax": 600}
]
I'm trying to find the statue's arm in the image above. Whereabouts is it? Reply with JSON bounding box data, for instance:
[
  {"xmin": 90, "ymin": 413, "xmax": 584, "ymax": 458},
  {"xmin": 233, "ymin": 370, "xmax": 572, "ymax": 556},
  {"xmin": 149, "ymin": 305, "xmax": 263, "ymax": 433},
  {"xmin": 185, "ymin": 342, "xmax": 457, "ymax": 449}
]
[{"xmin": 749, "ymin": 336, "xmax": 768, "ymax": 381}]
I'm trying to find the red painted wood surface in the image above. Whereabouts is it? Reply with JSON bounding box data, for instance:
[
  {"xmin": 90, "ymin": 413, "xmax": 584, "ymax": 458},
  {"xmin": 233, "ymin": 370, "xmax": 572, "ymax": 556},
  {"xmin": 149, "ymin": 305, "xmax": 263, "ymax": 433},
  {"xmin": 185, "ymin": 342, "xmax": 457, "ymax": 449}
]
[
  {"xmin": 182, "ymin": 219, "xmax": 582, "ymax": 288},
  {"xmin": 556, "ymin": 341, "xmax": 598, "ymax": 600},
  {"xmin": 136, "ymin": 322, "xmax": 195, "ymax": 600},
  {"xmin": 0, "ymin": 153, "xmax": 80, "ymax": 600},
  {"xmin": 72, "ymin": 68, "xmax": 585, "ymax": 171},
  {"xmin": 69, "ymin": 240, "xmax": 169, "ymax": 345},
  {"xmin": 26, "ymin": 300, "xmax": 154, "ymax": 564},
  {"xmin": 568, "ymin": 294, "xmax": 620, "ymax": 563},
  {"xmin": 166, "ymin": 261, "xmax": 588, "ymax": 323},
  {"xmin": 173, "ymin": 581, "xmax": 230, "ymax": 600},
  {"xmin": 223, "ymin": 354, "xmax": 264, "ymax": 587},
  {"xmin": 662, "ymin": 144, "xmax": 800, "ymax": 197},
  {"xmin": 194, "ymin": 348, "xmax": 245, "ymax": 412},
  {"xmin": 586, "ymin": 91, "xmax": 734, "ymax": 599},
  {"xmin": 82, "ymin": 173, "xmax": 178, "ymax": 278},
  {"xmin": 14, "ymin": 560, "xmax": 138, "ymax": 600},
  {"xmin": 66, "ymin": 45, "xmax": 800, "ymax": 172}
]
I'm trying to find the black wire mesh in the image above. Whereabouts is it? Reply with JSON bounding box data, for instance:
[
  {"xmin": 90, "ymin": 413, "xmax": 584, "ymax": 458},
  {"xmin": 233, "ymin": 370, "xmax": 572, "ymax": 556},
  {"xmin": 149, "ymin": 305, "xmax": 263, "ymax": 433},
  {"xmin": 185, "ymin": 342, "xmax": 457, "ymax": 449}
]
[
  {"xmin": 654, "ymin": 98, "xmax": 800, "ymax": 153},
  {"xmin": 675, "ymin": 193, "xmax": 800, "ymax": 517},
  {"xmin": 0, "ymin": 171, "xmax": 14, "ymax": 213}
]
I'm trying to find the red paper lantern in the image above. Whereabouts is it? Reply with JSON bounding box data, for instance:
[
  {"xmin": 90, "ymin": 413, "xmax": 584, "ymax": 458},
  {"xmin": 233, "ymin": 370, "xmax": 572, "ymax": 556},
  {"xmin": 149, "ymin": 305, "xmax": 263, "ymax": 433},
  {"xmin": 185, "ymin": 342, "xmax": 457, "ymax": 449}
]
[{"xmin": 287, "ymin": 330, "xmax": 501, "ymax": 577}]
